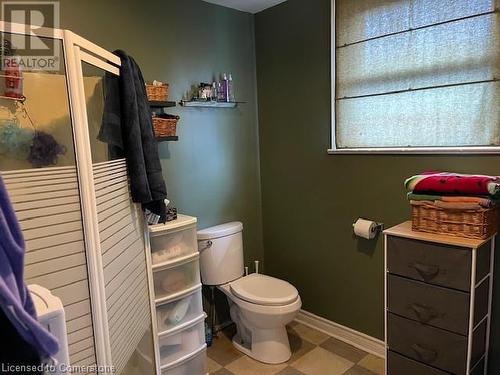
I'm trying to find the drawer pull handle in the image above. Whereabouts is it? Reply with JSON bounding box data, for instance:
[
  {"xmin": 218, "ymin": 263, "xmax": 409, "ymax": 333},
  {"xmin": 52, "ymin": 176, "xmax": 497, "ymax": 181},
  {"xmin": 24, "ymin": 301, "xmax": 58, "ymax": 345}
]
[
  {"xmin": 410, "ymin": 303, "xmax": 439, "ymax": 323},
  {"xmin": 410, "ymin": 262, "xmax": 440, "ymax": 281},
  {"xmin": 411, "ymin": 343, "xmax": 438, "ymax": 363}
]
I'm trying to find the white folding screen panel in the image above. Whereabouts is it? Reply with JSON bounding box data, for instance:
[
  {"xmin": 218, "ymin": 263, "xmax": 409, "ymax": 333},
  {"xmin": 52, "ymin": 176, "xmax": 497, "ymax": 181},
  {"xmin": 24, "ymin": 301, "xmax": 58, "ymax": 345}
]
[{"xmin": 0, "ymin": 21, "xmax": 157, "ymax": 375}]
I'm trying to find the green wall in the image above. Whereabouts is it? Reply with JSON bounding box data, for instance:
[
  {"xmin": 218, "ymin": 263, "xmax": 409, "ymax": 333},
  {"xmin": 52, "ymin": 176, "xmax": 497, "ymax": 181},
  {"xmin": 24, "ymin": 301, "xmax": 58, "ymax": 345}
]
[
  {"xmin": 255, "ymin": 0, "xmax": 499, "ymax": 371},
  {"xmin": 59, "ymin": 0, "xmax": 264, "ymax": 265}
]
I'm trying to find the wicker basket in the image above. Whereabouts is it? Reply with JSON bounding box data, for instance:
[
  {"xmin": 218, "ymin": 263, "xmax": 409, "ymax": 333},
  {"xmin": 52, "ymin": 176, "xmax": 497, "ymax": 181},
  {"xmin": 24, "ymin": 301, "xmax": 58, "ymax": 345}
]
[
  {"xmin": 411, "ymin": 202, "xmax": 499, "ymax": 239},
  {"xmin": 152, "ymin": 115, "xmax": 180, "ymax": 137},
  {"xmin": 146, "ymin": 82, "xmax": 169, "ymax": 101}
]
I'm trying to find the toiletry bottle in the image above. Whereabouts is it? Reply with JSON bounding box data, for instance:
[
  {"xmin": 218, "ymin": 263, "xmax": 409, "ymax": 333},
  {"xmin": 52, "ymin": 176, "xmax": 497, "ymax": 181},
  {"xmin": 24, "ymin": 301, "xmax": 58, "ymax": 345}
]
[
  {"xmin": 228, "ymin": 74, "xmax": 235, "ymax": 102},
  {"xmin": 212, "ymin": 82, "xmax": 217, "ymax": 101},
  {"xmin": 221, "ymin": 73, "xmax": 228, "ymax": 102}
]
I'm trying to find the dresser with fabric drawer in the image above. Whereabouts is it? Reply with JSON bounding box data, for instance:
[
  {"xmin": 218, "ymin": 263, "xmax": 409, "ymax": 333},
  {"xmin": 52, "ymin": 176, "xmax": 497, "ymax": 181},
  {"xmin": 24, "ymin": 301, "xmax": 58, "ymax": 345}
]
[{"xmin": 384, "ymin": 221, "xmax": 495, "ymax": 375}]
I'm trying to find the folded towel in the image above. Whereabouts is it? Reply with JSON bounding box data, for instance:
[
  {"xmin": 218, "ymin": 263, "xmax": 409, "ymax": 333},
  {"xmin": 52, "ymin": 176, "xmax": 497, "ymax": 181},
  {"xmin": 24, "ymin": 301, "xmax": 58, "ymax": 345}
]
[
  {"xmin": 405, "ymin": 172, "xmax": 500, "ymax": 197},
  {"xmin": 407, "ymin": 192, "xmax": 496, "ymax": 208}
]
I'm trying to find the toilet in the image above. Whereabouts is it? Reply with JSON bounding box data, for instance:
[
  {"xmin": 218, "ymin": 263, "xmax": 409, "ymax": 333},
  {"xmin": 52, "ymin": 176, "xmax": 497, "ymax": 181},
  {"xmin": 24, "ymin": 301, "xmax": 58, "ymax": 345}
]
[{"xmin": 197, "ymin": 222, "xmax": 301, "ymax": 364}]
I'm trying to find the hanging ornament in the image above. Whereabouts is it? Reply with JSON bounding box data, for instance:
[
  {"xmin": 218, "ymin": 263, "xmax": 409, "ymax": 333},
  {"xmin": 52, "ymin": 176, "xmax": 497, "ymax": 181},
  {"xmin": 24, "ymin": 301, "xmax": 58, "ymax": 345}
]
[
  {"xmin": 28, "ymin": 131, "xmax": 66, "ymax": 168},
  {"xmin": 0, "ymin": 120, "xmax": 34, "ymax": 159}
]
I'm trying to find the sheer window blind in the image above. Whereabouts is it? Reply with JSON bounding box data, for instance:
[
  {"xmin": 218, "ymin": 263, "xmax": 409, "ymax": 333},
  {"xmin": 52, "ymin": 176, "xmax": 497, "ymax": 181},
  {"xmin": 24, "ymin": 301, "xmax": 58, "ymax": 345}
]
[{"xmin": 333, "ymin": 0, "xmax": 499, "ymax": 151}]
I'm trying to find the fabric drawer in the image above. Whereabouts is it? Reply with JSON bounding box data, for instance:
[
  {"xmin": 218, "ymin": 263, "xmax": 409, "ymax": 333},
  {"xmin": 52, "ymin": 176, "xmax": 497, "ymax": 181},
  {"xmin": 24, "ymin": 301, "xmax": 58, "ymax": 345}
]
[
  {"xmin": 387, "ymin": 274, "xmax": 469, "ymax": 335},
  {"xmin": 150, "ymin": 224, "xmax": 198, "ymax": 265},
  {"xmin": 159, "ymin": 314, "xmax": 206, "ymax": 367},
  {"xmin": 387, "ymin": 351, "xmax": 448, "ymax": 375},
  {"xmin": 161, "ymin": 344, "xmax": 207, "ymax": 375},
  {"xmin": 387, "ymin": 236, "xmax": 471, "ymax": 291},
  {"xmin": 154, "ymin": 253, "xmax": 201, "ymax": 303},
  {"xmin": 387, "ymin": 313, "xmax": 467, "ymax": 374},
  {"xmin": 156, "ymin": 285, "xmax": 203, "ymax": 334}
]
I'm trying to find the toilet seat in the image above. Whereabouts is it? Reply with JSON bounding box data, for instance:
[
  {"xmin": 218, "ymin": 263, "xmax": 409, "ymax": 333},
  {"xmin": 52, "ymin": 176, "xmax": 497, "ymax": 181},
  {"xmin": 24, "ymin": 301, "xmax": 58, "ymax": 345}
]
[{"xmin": 230, "ymin": 274, "xmax": 298, "ymax": 306}]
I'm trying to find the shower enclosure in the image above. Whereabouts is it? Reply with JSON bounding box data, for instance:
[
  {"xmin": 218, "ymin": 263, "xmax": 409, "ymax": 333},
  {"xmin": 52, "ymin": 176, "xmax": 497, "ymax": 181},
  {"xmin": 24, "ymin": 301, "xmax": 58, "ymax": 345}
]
[{"xmin": 0, "ymin": 22, "xmax": 159, "ymax": 374}]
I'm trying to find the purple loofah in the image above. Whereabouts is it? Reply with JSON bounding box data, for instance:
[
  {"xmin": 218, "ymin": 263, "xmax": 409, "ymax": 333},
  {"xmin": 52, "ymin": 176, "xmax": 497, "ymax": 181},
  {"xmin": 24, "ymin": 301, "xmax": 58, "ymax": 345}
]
[{"xmin": 28, "ymin": 131, "xmax": 66, "ymax": 168}]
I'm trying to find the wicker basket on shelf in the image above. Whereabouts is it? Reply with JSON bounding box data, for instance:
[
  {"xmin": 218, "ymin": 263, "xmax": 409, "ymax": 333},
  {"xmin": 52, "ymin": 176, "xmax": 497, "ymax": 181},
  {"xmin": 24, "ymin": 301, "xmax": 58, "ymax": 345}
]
[
  {"xmin": 152, "ymin": 115, "xmax": 180, "ymax": 137},
  {"xmin": 411, "ymin": 202, "xmax": 499, "ymax": 240},
  {"xmin": 146, "ymin": 82, "xmax": 169, "ymax": 101}
]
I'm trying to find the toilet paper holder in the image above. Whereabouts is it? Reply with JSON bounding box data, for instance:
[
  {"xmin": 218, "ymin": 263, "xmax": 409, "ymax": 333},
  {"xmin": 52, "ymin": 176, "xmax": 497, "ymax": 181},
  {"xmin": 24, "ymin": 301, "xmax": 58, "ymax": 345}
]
[{"xmin": 352, "ymin": 218, "xmax": 384, "ymax": 239}]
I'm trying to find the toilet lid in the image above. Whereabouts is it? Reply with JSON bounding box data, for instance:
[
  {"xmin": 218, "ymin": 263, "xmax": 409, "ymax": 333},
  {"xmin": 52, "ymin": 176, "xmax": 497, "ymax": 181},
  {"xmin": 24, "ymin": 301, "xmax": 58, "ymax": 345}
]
[{"xmin": 230, "ymin": 274, "xmax": 298, "ymax": 306}]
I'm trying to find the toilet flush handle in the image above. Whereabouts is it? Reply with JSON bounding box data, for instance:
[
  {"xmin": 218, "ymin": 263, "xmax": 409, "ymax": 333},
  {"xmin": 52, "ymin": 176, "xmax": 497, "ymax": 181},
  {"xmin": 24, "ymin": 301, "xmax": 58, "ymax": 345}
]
[{"xmin": 199, "ymin": 240, "xmax": 213, "ymax": 252}]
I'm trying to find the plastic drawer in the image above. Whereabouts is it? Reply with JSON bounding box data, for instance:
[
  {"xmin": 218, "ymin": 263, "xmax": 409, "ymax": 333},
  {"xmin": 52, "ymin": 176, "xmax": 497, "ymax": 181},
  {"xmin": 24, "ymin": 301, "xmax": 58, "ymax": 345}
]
[
  {"xmin": 156, "ymin": 285, "xmax": 203, "ymax": 334},
  {"xmin": 158, "ymin": 314, "xmax": 206, "ymax": 367},
  {"xmin": 150, "ymin": 223, "xmax": 198, "ymax": 265},
  {"xmin": 154, "ymin": 253, "xmax": 201, "ymax": 302},
  {"xmin": 161, "ymin": 345, "xmax": 207, "ymax": 375}
]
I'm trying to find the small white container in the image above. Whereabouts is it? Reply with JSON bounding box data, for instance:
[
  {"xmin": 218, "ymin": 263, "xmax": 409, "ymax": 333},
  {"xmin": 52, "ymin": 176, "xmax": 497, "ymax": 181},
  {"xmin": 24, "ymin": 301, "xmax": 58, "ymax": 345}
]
[
  {"xmin": 161, "ymin": 344, "xmax": 207, "ymax": 375},
  {"xmin": 158, "ymin": 314, "xmax": 206, "ymax": 367},
  {"xmin": 153, "ymin": 253, "xmax": 202, "ymax": 302},
  {"xmin": 156, "ymin": 285, "xmax": 203, "ymax": 334},
  {"xmin": 150, "ymin": 216, "xmax": 198, "ymax": 265}
]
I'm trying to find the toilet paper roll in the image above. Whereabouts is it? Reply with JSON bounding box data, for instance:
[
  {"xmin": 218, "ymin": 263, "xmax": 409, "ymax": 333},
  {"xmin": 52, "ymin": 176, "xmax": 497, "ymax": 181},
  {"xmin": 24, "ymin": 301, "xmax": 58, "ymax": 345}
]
[{"xmin": 353, "ymin": 218, "xmax": 378, "ymax": 239}]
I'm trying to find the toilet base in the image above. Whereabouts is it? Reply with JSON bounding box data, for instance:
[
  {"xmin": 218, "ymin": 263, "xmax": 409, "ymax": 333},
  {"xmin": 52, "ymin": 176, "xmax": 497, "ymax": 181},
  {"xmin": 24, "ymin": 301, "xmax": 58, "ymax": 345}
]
[{"xmin": 232, "ymin": 326, "xmax": 292, "ymax": 364}]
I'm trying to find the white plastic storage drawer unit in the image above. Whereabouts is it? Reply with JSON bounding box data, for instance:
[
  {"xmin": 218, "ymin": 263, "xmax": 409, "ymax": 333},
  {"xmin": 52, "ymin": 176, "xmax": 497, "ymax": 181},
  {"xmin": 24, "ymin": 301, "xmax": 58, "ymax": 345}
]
[
  {"xmin": 158, "ymin": 314, "xmax": 206, "ymax": 367},
  {"xmin": 153, "ymin": 253, "xmax": 201, "ymax": 302},
  {"xmin": 149, "ymin": 215, "xmax": 198, "ymax": 265},
  {"xmin": 156, "ymin": 284, "xmax": 204, "ymax": 334},
  {"xmin": 161, "ymin": 344, "xmax": 208, "ymax": 375}
]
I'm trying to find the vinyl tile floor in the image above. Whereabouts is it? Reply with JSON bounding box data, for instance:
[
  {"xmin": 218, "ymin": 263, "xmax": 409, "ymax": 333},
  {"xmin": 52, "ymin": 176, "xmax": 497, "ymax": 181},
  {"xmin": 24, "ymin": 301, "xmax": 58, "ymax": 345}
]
[{"xmin": 207, "ymin": 322, "xmax": 385, "ymax": 375}]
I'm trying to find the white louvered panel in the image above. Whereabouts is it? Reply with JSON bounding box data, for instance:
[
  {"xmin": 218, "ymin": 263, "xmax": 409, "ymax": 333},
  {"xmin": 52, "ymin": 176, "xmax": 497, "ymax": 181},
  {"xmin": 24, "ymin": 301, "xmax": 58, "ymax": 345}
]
[
  {"xmin": 101, "ymin": 227, "xmax": 140, "ymax": 260},
  {"xmin": 9, "ymin": 189, "xmax": 78, "ymax": 204},
  {"xmin": 26, "ymin": 230, "xmax": 83, "ymax": 252},
  {"xmin": 94, "ymin": 172, "xmax": 128, "ymax": 190},
  {"xmin": 67, "ymin": 314, "xmax": 93, "ymax": 334},
  {"xmin": 15, "ymin": 203, "xmax": 81, "ymax": 221},
  {"xmin": 2, "ymin": 168, "xmax": 97, "ymax": 367},
  {"xmin": 104, "ymin": 252, "xmax": 144, "ymax": 305},
  {"xmin": 70, "ymin": 348, "xmax": 95, "ymax": 364},
  {"xmin": 25, "ymin": 252, "xmax": 86, "ymax": 279},
  {"xmin": 99, "ymin": 213, "xmax": 133, "ymax": 242},
  {"xmin": 107, "ymin": 273, "xmax": 147, "ymax": 320},
  {"xmin": 65, "ymin": 300, "xmax": 92, "ymax": 321},
  {"xmin": 53, "ymin": 280, "xmax": 91, "ymax": 306},
  {"xmin": 69, "ymin": 340, "xmax": 95, "ymax": 360},
  {"xmin": 1, "ymin": 165, "xmax": 76, "ymax": 178},
  {"xmin": 104, "ymin": 238, "xmax": 142, "ymax": 286},
  {"xmin": 25, "ymin": 241, "xmax": 84, "ymax": 265},
  {"xmin": 68, "ymin": 326, "xmax": 94, "ymax": 346},
  {"xmin": 106, "ymin": 267, "xmax": 146, "ymax": 312},
  {"xmin": 15, "ymin": 195, "xmax": 80, "ymax": 211},
  {"xmin": 6, "ymin": 182, "xmax": 80, "ymax": 197},
  {"xmin": 5, "ymin": 176, "xmax": 79, "ymax": 190},
  {"xmin": 92, "ymin": 158, "xmax": 126, "ymax": 171},
  {"xmin": 27, "ymin": 265, "xmax": 87, "ymax": 291},
  {"xmin": 93, "ymin": 160, "xmax": 150, "ymax": 374},
  {"xmin": 96, "ymin": 193, "xmax": 129, "ymax": 215},
  {"xmin": 97, "ymin": 200, "xmax": 133, "ymax": 228},
  {"xmin": 18, "ymin": 211, "xmax": 81, "ymax": 230},
  {"xmin": 23, "ymin": 221, "xmax": 82, "ymax": 241}
]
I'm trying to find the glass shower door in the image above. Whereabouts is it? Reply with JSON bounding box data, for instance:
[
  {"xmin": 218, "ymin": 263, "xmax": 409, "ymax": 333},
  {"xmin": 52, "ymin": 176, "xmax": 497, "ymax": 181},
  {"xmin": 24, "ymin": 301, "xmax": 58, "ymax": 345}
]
[
  {"xmin": 73, "ymin": 47, "xmax": 157, "ymax": 375},
  {"xmin": 0, "ymin": 32, "xmax": 98, "ymax": 370}
]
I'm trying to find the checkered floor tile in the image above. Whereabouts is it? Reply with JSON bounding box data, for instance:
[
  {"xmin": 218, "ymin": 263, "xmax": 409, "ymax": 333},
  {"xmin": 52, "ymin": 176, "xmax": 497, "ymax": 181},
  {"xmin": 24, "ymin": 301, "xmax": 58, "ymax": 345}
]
[{"xmin": 207, "ymin": 322, "xmax": 385, "ymax": 375}]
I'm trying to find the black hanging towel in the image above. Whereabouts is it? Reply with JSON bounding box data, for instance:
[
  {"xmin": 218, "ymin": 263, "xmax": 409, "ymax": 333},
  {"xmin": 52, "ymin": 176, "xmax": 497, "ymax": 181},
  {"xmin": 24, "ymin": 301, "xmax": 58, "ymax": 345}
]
[{"xmin": 99, "ymin": 50, "xmax": 168, "ymax": 224}]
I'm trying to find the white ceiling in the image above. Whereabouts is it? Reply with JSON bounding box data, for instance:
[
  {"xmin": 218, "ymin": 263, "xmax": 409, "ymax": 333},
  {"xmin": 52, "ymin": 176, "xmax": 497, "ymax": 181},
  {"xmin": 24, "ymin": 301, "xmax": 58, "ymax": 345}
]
[{"xmin": 203, "ymin": 0, "xmax": 287, "ymax": 14}]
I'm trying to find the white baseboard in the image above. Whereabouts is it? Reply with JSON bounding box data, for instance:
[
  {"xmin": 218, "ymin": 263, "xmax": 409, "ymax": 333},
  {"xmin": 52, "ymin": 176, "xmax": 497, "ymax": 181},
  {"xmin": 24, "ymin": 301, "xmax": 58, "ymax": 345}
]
[{"xmin": 295, "ymin": 309, "xmax": 385, "ymax": 358}]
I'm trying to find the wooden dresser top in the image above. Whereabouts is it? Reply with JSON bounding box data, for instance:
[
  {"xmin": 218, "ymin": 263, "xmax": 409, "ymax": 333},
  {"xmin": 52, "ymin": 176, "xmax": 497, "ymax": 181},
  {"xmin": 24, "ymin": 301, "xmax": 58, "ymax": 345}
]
[{"xmin": 384, "ymin": 221, "xmax": 495, "ymax": 249}]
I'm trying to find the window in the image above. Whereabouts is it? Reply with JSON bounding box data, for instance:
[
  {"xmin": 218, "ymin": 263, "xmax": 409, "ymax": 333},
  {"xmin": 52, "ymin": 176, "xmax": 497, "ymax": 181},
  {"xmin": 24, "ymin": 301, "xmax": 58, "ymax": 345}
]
[{"xmin": 330, "ymin": 0, "xmax": 499, "ymax": 153}]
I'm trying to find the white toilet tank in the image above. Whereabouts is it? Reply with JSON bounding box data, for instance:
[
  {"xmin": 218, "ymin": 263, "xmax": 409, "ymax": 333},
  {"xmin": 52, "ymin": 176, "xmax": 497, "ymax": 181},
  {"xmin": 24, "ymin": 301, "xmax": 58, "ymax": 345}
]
[{"xmin": 197, "ymin": 222, "xmax": 244, "ymax": 285}]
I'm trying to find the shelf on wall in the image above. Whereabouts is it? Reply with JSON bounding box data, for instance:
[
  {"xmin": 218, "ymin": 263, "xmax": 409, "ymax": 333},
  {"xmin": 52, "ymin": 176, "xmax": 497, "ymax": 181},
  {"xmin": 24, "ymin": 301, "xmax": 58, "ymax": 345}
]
[
  {"xmin": 179, "ymin": 100, "xmax": 243, "ymax": 108},
  {"xmin": 156, "ymin": 136, "xmax": 179, "ymax": 142},
  {"xmin": 149, "ymin": 100, "xmax": 176, "ymax": 108}
]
